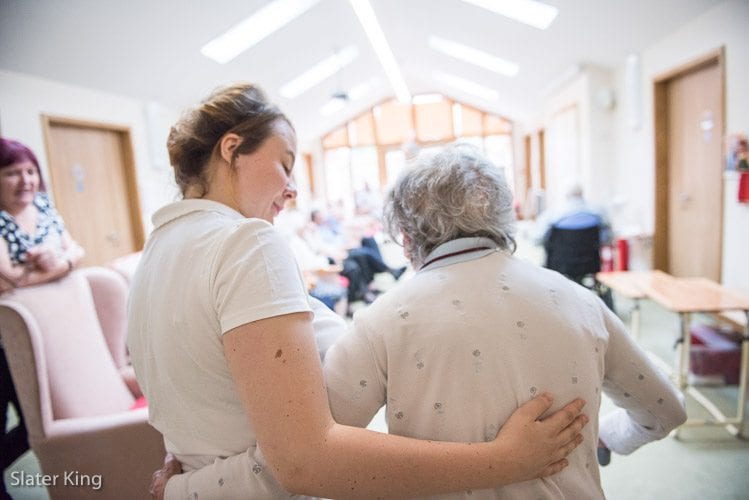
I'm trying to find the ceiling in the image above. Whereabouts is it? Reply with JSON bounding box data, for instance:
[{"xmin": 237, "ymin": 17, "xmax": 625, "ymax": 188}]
[{"xmin": 0, "ymin": 0, "xmax": 723, "ymax": 147}]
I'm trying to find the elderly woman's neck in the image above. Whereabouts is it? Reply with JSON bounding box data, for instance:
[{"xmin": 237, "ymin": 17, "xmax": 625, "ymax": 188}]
[
  {"xmin": 2, "ymin": 198, "xmax": 33, "ymax": 216},
  {"xmin": 3, "ymin": 201, "xmax": 38, "ymax": 234}
]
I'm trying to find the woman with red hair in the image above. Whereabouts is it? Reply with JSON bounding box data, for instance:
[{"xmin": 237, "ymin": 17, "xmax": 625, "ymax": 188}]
[{"xmin": 0, "ymin": 137, "xmax": 84, "ymax": 497}]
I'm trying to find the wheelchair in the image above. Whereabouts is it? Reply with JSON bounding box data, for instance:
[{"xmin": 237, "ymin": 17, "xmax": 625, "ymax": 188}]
[{"xmin": 543, "ymin": 224, "xmax": 615, "ymax": 312}]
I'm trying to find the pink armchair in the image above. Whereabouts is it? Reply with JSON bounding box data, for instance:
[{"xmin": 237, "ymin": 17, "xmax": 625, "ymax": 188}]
[{"xmin": 0, "ymin": 267, "xmax": 165, "ymax": 499}]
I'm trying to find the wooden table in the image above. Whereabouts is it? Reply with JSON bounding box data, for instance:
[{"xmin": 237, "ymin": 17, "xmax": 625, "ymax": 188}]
[{"xmin": 596, "ymin": 270, "xmax": 749, "ymax": 437}]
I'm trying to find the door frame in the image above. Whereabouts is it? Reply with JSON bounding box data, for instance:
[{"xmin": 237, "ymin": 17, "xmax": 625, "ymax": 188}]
[
  {"xmin": 652, "ymin": 47, "xmax": 725, "ymax": 275},
  {"xmin": 40, "ymin": 115, "xmax": 146, "ymax": 252}
]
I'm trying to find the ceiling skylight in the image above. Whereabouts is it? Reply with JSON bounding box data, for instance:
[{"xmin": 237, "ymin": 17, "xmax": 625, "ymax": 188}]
[
  {"xmin": 461, "ymin": 0, "xmax": 558, "ymax": 30},
  {"xmin": 201, "ymin": 0, "xmax": 320, "ymax": 64},
  {"xmin": 349, "ymin": 0, "xmax": 411, "ymax": 103},
  {"xmin": 280, "ymin": 46, "xmax": 359, "ymax": 99},
  {"xmin": 429, "ymin": 36, "xmax": 519, "ymax": 77},
  {"xmin": 433, "ymin": 71, "xmax": 498, "ymax": 101}
]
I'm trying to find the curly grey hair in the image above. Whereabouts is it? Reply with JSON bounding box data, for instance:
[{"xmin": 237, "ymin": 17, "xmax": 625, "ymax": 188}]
[{"xmin": 384, "ymin": 143, "xmax": 516, "ymax": 268}]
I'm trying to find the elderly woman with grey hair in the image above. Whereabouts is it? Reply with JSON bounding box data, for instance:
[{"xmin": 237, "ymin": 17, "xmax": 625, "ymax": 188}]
[{"xmin": 323, "ymin": 143, "xmax": 686, "ymax": 499}]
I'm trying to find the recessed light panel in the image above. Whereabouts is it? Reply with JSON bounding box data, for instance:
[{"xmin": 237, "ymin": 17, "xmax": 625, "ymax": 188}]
[
  {"xmin": 433, "ymin": 71, "xmax": 499, "ymax": 101},
  {"xmin": 429, "ymin": 36, "xmax": 519, "ymax": 77},
  {"xmin": 280, "ymin": 46, "xmax": 359, "ymax": 99},
  {"xmin": 461, "ymin": 0, "xmax": 558, "ymax": 30},
  {"xmin": 201, "ymin": 0, "xmax": 320, "ymax": 64}
]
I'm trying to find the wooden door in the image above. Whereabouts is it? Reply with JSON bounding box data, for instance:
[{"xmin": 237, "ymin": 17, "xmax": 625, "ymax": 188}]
[
  {"xmin": 42, "ymin": 118, "xmax": 144, "ymax": 266},
  {"xmin": 654, "ymin": 52, "xmax": 723, "ymax": 280}
]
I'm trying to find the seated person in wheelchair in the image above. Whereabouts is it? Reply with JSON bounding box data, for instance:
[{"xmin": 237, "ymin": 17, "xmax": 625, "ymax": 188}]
[{"xmin": 532, "ymin": 183, "xmax": 613, "ymax": 308}]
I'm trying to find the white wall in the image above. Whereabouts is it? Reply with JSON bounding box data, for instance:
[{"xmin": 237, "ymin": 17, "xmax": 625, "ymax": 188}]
[
  {"xmin": 613, "ymin": 0, "xmax": 749, "ymax": 292},
  {"xmin": 0, "ymin": 70, "xmax": 321, "ymax": 236},
  {"xmin": 542, "ymin": 65, "xmax": 616, "ymax": 211},
  {"xmin": 538, "ymin": 1, "xmax": 748, "ymax": 289},
  {"xmin": 0, "ymin": 70, "xmax": 180, "ymax": 234}
]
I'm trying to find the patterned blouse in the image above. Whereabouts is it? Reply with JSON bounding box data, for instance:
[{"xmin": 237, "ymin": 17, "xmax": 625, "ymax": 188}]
[{"xmin": 0, "ymin": 192, "xmax": 66, "ymax": 265}]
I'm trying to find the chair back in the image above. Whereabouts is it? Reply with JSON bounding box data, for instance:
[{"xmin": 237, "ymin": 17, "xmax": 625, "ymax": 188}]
[
  {"xmin": 0, "ymin": 270, "xmax": 134, "ymax": 423},
  {"xmin": 544, "ymin": 224, "xmax": 601, "ymax": 278},
  {"xmin": 0, "ymin": 267, "xmax": 164, "ymax": 499},
  {"xmin": 83, "ymin": 267, "xmax": 131, "ymax": 370}
]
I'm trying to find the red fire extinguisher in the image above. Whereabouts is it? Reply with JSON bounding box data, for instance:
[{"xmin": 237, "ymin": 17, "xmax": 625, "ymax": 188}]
[{"xmin": 738, "ymin": 171, "xmax": 749, "ymax": 203}]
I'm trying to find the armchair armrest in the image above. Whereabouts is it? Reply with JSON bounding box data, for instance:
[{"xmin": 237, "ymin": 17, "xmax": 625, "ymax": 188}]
[{"xmin": 36, "ymin": 409, "xmax": 165, "ymax": 499}]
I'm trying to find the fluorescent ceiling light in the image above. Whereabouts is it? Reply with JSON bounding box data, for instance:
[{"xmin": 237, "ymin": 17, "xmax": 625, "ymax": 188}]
[
  {"xmin": 349, "ymin": 0, "xmax": 411, "ymax": 103},
  {"xmin": 319, "ymin": 81, "xmax": 374, "ymax": 116},
  {"xmin": 429, "ymin": 36, "xmax": 519, "ymax": 77},
  {"xmin": 201, "ymin": 0, "xmax": 320, "ymax": 64},
  {"xmin": 461, "ymin": 0, "xmax": 558, "ymax": 30},
  {"xmin": 280, "ymin": 46, "xmax": 359, "ymax": 99},
  {"xmin": 433, "ymin": 71, "xmax": 498, "ymax": 101}
]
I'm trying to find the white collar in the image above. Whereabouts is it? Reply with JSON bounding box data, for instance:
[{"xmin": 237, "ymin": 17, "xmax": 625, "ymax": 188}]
[
  {"xmin": 152, "ymin": 199, "xmax": 245, "ymax": 230},
  {"xmin": 419, "ymin": 237, "xmax": 500, "ymax": 272}
]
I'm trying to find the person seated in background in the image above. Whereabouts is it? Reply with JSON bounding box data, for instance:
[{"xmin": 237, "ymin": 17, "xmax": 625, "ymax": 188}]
[
  {"xmin": 532, "ymin": 182, "xmax": 612, "ymax": 247},
  {"xmin": 307, "ymin": 208, "xmax": 406, "ymax": 308},
  {"xmin": 307, "ymin": 208, "xmax": 345, "ymax": 260},
  {"xmin": 353, "ymin": 181, "xmax": 382, "ymax": 218},
  {"xmin": 323, "ymin": 143, "xmax": 686, "ymax": 498},
  {"xmin": 0, "ymin": 137, "xmax": 85, "ymax": 497},
  {"xmin": 0, "ymin": 138, "xmax": 85, "ymax": 291},
  {"xmin": 286, "ymin": 217, "xmax": 348, "ymax": 316},
  {"xmin": 532, "ymin": 183, "xmax": 614, "ymax": 309},
  {"xmin": 340, "ymin": 242, "xmax": 405, "ymax": 306}
]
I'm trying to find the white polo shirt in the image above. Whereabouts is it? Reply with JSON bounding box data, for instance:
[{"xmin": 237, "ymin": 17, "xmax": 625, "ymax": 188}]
[{"xmin": 127, "ymin": 199, "xmax": 318, "ymax": 496}]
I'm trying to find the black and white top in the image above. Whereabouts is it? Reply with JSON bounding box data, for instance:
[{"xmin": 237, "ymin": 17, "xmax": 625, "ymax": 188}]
[{"xmin": 0, "ymin": 192, "xmax": 66, "ymax": 265}]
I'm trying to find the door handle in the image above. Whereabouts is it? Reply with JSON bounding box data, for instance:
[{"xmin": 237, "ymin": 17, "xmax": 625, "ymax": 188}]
[
  {"xmin": 105, "ymin": 232, "xmax": 120, "ymax": 247},
  {"xmin": 678, "ymin": 192, "xmax": 691, "ymax": 208}
]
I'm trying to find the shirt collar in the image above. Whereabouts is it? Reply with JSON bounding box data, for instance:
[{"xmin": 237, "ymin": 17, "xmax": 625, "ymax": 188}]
[
  {"xmin": 152, "ymin": 199, "xmax": 244, "ymax": 230},
  {"xmin": 419, "ymin": 237, "xmax": 500, "ymax": 272}
]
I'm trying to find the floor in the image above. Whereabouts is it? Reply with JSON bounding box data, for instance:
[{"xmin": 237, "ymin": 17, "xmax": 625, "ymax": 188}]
[{"xmin": 4, "ymin": 232, "xmax": 749, "ymax": 499}]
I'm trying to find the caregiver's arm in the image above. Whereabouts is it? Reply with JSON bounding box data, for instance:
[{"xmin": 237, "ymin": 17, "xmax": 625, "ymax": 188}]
[
  {"xmin": 220, "ymin": 311, "xmax": 586, "ymax": 499},
  {"xmin": 157, "ymin": 310, "xmax": 587, "ymax": 499}
]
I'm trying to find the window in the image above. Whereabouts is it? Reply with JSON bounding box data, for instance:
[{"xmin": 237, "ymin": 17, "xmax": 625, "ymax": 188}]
[
  {"xmin": 485, "ymin": 135, "xmax": 515, "ymax": 194},
  {"xmin": 414, "ymin": 98, "xmax": 453, "ymax": 142},
  {"xmin": 323, "ymin": 147, "xmax": 351, "ymax": 205},
  {"xmin": 320, "ymin": 94, "xmax": 515, "ymax": 214},
  {"xmin": 373, "ymin": 100, "xmax": 413, "ymax": 145},
  {"xmin": 384, "ymin": 148, "xmax": 406, "ymax": 191}
]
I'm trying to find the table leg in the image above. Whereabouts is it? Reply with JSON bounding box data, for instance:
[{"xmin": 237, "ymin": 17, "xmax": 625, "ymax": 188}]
[
  {"xmin": 677, "ymin": 312, "xmax": 692, "ymax": 389},
  {"xmin": 737, "ymin": 311, "xmax": 749, "ymax": 437},
  {"xmin": 676, "ymin": 310, "xmax": 748, "ymax": 438},
  {"xmin": 671, "ymin": 313, "xmax": 690, "ymax": 439}
]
